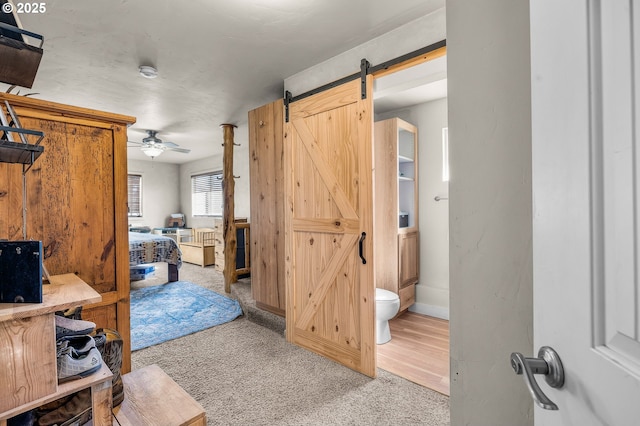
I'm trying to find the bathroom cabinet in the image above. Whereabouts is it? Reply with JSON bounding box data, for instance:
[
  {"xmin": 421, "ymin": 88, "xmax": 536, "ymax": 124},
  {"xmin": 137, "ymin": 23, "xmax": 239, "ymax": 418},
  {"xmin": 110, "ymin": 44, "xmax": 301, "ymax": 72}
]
[
  {"xmin": 399, "ymin": 230, "xmax": 419, "ymax": 288},
  {"xmin": 374, "ymin": 117, "xmax": 419, "ymax": 312}
]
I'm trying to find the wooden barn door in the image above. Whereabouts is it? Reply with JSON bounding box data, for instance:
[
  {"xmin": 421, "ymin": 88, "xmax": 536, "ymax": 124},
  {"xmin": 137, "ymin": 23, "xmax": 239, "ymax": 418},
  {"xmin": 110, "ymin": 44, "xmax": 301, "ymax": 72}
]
[{"xmin": 284, "ymin": 77, "xmax": 376, "ymax": 377}]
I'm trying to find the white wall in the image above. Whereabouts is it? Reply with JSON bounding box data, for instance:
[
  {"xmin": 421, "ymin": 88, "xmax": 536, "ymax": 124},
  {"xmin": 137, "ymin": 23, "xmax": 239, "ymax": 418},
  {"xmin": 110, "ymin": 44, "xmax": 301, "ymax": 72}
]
[
  {"xmin": 447, "ymin": 0, "xmax": 533, "ymax": 424},
  {"xmin": 376, "ymin": 97, "xmax": 450, "ymax": 319},
  {"xmin": 127, "ymin": 159, "xmax": 181, "ymax": 229},
  {"xmin": 179, "ymin": 123, "xmax": 251, "ymax": 228},
  {"xmin": 285, "ymin": 10, "xmax": 446, "ymax": 95}
]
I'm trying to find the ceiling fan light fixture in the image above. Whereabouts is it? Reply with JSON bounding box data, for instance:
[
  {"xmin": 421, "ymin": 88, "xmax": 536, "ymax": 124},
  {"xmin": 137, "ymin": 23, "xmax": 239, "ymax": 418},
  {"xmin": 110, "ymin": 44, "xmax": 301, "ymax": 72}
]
[
  {"xmin": 139, "ymin": 65, "xmax": 158, "ymax": 79},
  {"xmin": 141, "ymin": 145, "xmax": 164, "ymax": 158}
]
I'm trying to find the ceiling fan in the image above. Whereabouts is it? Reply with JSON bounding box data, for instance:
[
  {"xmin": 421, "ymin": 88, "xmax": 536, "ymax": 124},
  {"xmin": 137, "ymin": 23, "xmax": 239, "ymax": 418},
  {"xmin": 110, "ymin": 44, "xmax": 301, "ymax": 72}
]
[{"xmin": 128, "ymin": 130, "xmax": 191, "ymax": 158}]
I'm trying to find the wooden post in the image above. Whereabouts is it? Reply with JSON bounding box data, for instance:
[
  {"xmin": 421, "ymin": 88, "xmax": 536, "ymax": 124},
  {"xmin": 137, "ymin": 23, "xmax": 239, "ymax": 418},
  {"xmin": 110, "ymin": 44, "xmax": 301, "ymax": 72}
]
[{"xmin": 221, "ymin": 123, "xmax": 238, "ymax": 293}]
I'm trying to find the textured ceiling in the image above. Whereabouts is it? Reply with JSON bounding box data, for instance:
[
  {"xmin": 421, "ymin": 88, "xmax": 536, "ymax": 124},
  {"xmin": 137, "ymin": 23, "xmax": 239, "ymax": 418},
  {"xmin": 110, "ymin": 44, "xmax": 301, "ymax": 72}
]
[{"xmin": 3, "ymin": 0, "xmax": 445, "ymax": 163}]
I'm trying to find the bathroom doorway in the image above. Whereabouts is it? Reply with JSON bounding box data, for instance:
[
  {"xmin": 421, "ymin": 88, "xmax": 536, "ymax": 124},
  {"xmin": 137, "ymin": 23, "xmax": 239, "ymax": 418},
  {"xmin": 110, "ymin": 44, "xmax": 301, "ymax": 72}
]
[
  {"xmin": 377, "ymin": 313, "xmax": 449, "ymax": 395},
  {"xmin": 372, "ymin": 49, "xmax": 450, "ymax": 396}
]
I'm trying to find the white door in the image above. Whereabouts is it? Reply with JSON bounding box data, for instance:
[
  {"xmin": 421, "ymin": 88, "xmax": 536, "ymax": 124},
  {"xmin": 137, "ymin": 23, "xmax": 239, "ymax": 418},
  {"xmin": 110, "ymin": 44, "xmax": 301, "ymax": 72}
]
[{"xmin": 531, "ymin": 1, "xmax": 640, "ymax": 424}]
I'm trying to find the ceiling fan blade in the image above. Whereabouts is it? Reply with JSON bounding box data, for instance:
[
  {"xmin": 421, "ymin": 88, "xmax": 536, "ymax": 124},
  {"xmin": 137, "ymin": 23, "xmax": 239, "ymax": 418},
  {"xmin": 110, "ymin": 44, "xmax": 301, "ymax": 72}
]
[
  {"xmin": 159, "ymin": 141, "xmax": 179, "ymax": 148},
  {"xmin": 167, "ymin": 147, "xmax": 191, "ymax": 154},
  {"xmin": 127, "ymin": 140, "xmax": 144, "ymax": 146}
]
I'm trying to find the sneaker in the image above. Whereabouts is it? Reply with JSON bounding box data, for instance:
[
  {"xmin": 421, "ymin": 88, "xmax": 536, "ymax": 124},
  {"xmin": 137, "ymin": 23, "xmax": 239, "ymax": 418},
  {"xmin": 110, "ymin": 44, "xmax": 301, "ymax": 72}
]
[
  {"xmin": 57, "ymin": 346, "xmax": 102, "ymax": 383},
  {"xmin": 56, "ymin": 335, "xmax": 99, "ymax": 355},
  {"xmin": 55, "ymin": 316, "xmax": 96, "ymax": 339},
  {"xmin": 54, "ymin": 306, "xmax": 83, "ymax": 320}
]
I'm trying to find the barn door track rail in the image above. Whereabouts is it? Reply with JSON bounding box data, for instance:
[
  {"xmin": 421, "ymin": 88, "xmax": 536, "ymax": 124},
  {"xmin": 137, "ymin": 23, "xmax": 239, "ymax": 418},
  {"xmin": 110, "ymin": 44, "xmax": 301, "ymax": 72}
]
[{"xmin": 284, "ymin": 39, "xmax": 446, "ymax": 122}]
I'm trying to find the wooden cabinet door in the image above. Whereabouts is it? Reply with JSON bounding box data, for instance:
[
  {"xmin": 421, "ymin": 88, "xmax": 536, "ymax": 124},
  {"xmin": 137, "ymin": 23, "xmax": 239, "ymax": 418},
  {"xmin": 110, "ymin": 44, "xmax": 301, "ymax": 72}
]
[
  {"xmin": 24, "ymin": 121, "xmax": 117, "ymax": 290},
  {"xmin": 399, "ymin": 230, "xmax": 419, "ymax": 288},
  {"xmin": 284, "ymin": 77, "xmax": 376, "ymax": 377}
]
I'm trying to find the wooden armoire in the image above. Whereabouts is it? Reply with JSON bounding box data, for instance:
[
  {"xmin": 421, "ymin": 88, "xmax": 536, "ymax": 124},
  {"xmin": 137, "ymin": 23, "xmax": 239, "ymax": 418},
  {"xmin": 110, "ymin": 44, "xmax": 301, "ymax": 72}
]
[{"xmin": 0, "ymin": 93, "xmax": 135, "ymax": 372}]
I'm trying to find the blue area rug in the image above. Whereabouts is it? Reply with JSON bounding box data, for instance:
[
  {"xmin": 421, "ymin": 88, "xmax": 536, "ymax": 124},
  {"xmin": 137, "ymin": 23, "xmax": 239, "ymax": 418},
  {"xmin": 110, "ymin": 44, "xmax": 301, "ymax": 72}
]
[{"xmin": 130, "ymin": 281, "xmax": 243, "ymax": 351}]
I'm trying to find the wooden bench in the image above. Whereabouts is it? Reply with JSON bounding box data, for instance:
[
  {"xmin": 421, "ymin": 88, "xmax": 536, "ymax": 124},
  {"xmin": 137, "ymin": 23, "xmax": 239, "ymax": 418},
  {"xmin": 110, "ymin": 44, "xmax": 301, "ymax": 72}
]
[
  {"xmin": 179, "ymin": 228, "xmax": 216, "ymax": 267},
  {"xmin": 113, "ymin": 364, "xmax": 206, "ymax": 426}
]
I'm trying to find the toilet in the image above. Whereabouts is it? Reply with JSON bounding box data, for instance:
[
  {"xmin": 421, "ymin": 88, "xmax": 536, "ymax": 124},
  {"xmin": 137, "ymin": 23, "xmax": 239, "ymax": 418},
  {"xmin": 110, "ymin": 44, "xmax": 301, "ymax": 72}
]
[{"xmin": 375, "ymin": 288, "xmax": 400, "ymax": 344}]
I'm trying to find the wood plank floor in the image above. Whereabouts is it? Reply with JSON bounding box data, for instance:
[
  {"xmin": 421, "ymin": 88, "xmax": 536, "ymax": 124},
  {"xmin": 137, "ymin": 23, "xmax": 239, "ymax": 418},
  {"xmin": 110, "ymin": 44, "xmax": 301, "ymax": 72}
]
[{"xmin": 376, "ymin": 311, "xmax": 450, "ymax": 396}]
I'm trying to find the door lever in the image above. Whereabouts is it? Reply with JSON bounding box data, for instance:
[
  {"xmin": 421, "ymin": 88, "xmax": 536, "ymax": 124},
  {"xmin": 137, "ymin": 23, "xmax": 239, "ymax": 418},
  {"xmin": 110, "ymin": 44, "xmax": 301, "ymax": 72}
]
[{"xmin": 510, "ymin": 346, "xmax": 564, "ymax": 410}]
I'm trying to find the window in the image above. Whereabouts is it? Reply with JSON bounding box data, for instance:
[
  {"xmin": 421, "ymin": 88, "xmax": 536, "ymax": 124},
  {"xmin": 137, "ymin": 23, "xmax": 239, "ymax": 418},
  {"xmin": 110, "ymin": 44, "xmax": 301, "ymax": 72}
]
[
  {"xmin": 442, "ymin": 127, "xmax": 450, "ymax": 182},
  {"xmin": 192, "ymin": 171, "xmax": 223, "ymax": 216},
  {"xmin": 128, "ymin": 174, "xmax": 142, "ymax": 217}
]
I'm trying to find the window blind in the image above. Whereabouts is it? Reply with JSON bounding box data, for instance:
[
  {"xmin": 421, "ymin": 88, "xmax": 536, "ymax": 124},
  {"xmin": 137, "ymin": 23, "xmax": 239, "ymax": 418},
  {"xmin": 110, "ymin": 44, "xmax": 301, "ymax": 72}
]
[
  {"xmin": 192, "ymin": 171, "xmax": 223, "ymax": 216},
  {"xmin": 128, "ymin": 174, "xmax": 142, "ymax": 217}
]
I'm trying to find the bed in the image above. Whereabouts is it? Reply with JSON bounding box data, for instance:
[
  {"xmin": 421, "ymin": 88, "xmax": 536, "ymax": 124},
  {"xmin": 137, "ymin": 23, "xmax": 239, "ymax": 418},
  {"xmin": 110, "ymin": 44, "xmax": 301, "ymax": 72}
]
[{"xmin": 129, "ymin": 231, "xmax": 182, "ymax": 282}]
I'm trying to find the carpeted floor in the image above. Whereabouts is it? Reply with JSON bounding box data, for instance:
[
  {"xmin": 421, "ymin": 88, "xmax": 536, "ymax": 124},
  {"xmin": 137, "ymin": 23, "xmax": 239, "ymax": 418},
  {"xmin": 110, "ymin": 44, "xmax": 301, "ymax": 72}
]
[{"xmin": 131, "ymin": 262, "xmax": 451, "ymax": 425}]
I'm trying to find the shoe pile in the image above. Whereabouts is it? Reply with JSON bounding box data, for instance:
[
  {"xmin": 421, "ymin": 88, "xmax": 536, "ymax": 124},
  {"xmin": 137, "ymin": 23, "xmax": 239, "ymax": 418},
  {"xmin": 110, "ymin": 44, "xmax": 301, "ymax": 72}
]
[
  {"xmin": 54, "ymin": 313, "xmax": 125, "ymax": 399},
  {"xmin": 26, "ymin": 314, "xmax": 103, "ymax": 426},
  {"xmin": 29, "ymin": 311, "xmax": 125, "ymax": 426}
]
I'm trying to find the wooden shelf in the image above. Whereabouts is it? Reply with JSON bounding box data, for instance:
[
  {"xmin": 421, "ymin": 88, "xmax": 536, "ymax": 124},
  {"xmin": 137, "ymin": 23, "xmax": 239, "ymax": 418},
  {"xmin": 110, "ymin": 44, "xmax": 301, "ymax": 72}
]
[
  {"xmin": 398, "ymin": 225, "xmax": 418, "ymax": 235},
  {"xmin": 213, "ymin": 219, "xmax": 251, "ymax": 276},
  {"xmin": 398, "ymin": 154, "xmax": 414, "ymax": 163},
  {"xmin": 0, "ymin": 274, "xmax": 111, "ymax": 425},
  {"xmin": 0, "ymin": 273, "xmax": 102, "ymax": 322},
  {"xmin": 0, "ymin": 140, "xmax": 44, "ymax": 164},
  {"xmin": 0, "ymin": 364, "xmax": 112, "ymax": 421},
  {"xmin": 398, "ymin": 176, "xmax": 414, "ymax": 181}
]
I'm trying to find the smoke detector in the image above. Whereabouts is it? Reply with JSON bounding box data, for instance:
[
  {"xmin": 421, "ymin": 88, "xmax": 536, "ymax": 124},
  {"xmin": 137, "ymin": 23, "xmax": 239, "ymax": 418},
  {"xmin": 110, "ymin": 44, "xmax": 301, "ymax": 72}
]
[{"xmin": 139, "ymin": 65, "xmax": 158, "ymax": 79}]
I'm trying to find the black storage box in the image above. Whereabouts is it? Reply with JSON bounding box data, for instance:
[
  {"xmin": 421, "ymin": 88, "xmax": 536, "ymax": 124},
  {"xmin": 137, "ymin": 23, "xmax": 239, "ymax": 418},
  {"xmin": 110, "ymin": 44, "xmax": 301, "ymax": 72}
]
[
  {"xmin": 399, "ymin": 212, "xmax": 409, "ymax": 228},
  {"xmin": 0, "ymin": 240, "xmax": 43, "ymax": 303}
]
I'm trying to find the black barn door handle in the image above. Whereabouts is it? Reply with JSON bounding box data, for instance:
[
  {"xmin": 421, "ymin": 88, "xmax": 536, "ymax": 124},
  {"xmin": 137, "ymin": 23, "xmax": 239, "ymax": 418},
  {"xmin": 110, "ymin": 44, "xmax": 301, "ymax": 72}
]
[{"xmin": 359, "ymin": 232, "xmax": 367, "ymax": 264}]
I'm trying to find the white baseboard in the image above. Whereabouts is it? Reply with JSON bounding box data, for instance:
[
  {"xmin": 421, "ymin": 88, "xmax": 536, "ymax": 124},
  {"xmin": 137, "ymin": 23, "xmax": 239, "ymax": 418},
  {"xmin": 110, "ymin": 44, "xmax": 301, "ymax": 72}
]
[{"xmin": 409, "ymin": 302, "xmax": 449, "ymax": 320}]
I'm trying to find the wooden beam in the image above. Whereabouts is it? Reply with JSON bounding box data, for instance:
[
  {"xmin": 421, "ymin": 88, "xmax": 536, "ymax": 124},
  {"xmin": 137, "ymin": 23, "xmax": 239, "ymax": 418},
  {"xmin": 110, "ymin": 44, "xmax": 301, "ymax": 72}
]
[
  {"xmin": 221, "ymin": 123, "xmax": 238, "ymax": 293},
  {"xmin": 371, "ymin": 46, "xmax": 447, "ymax": 79}
]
